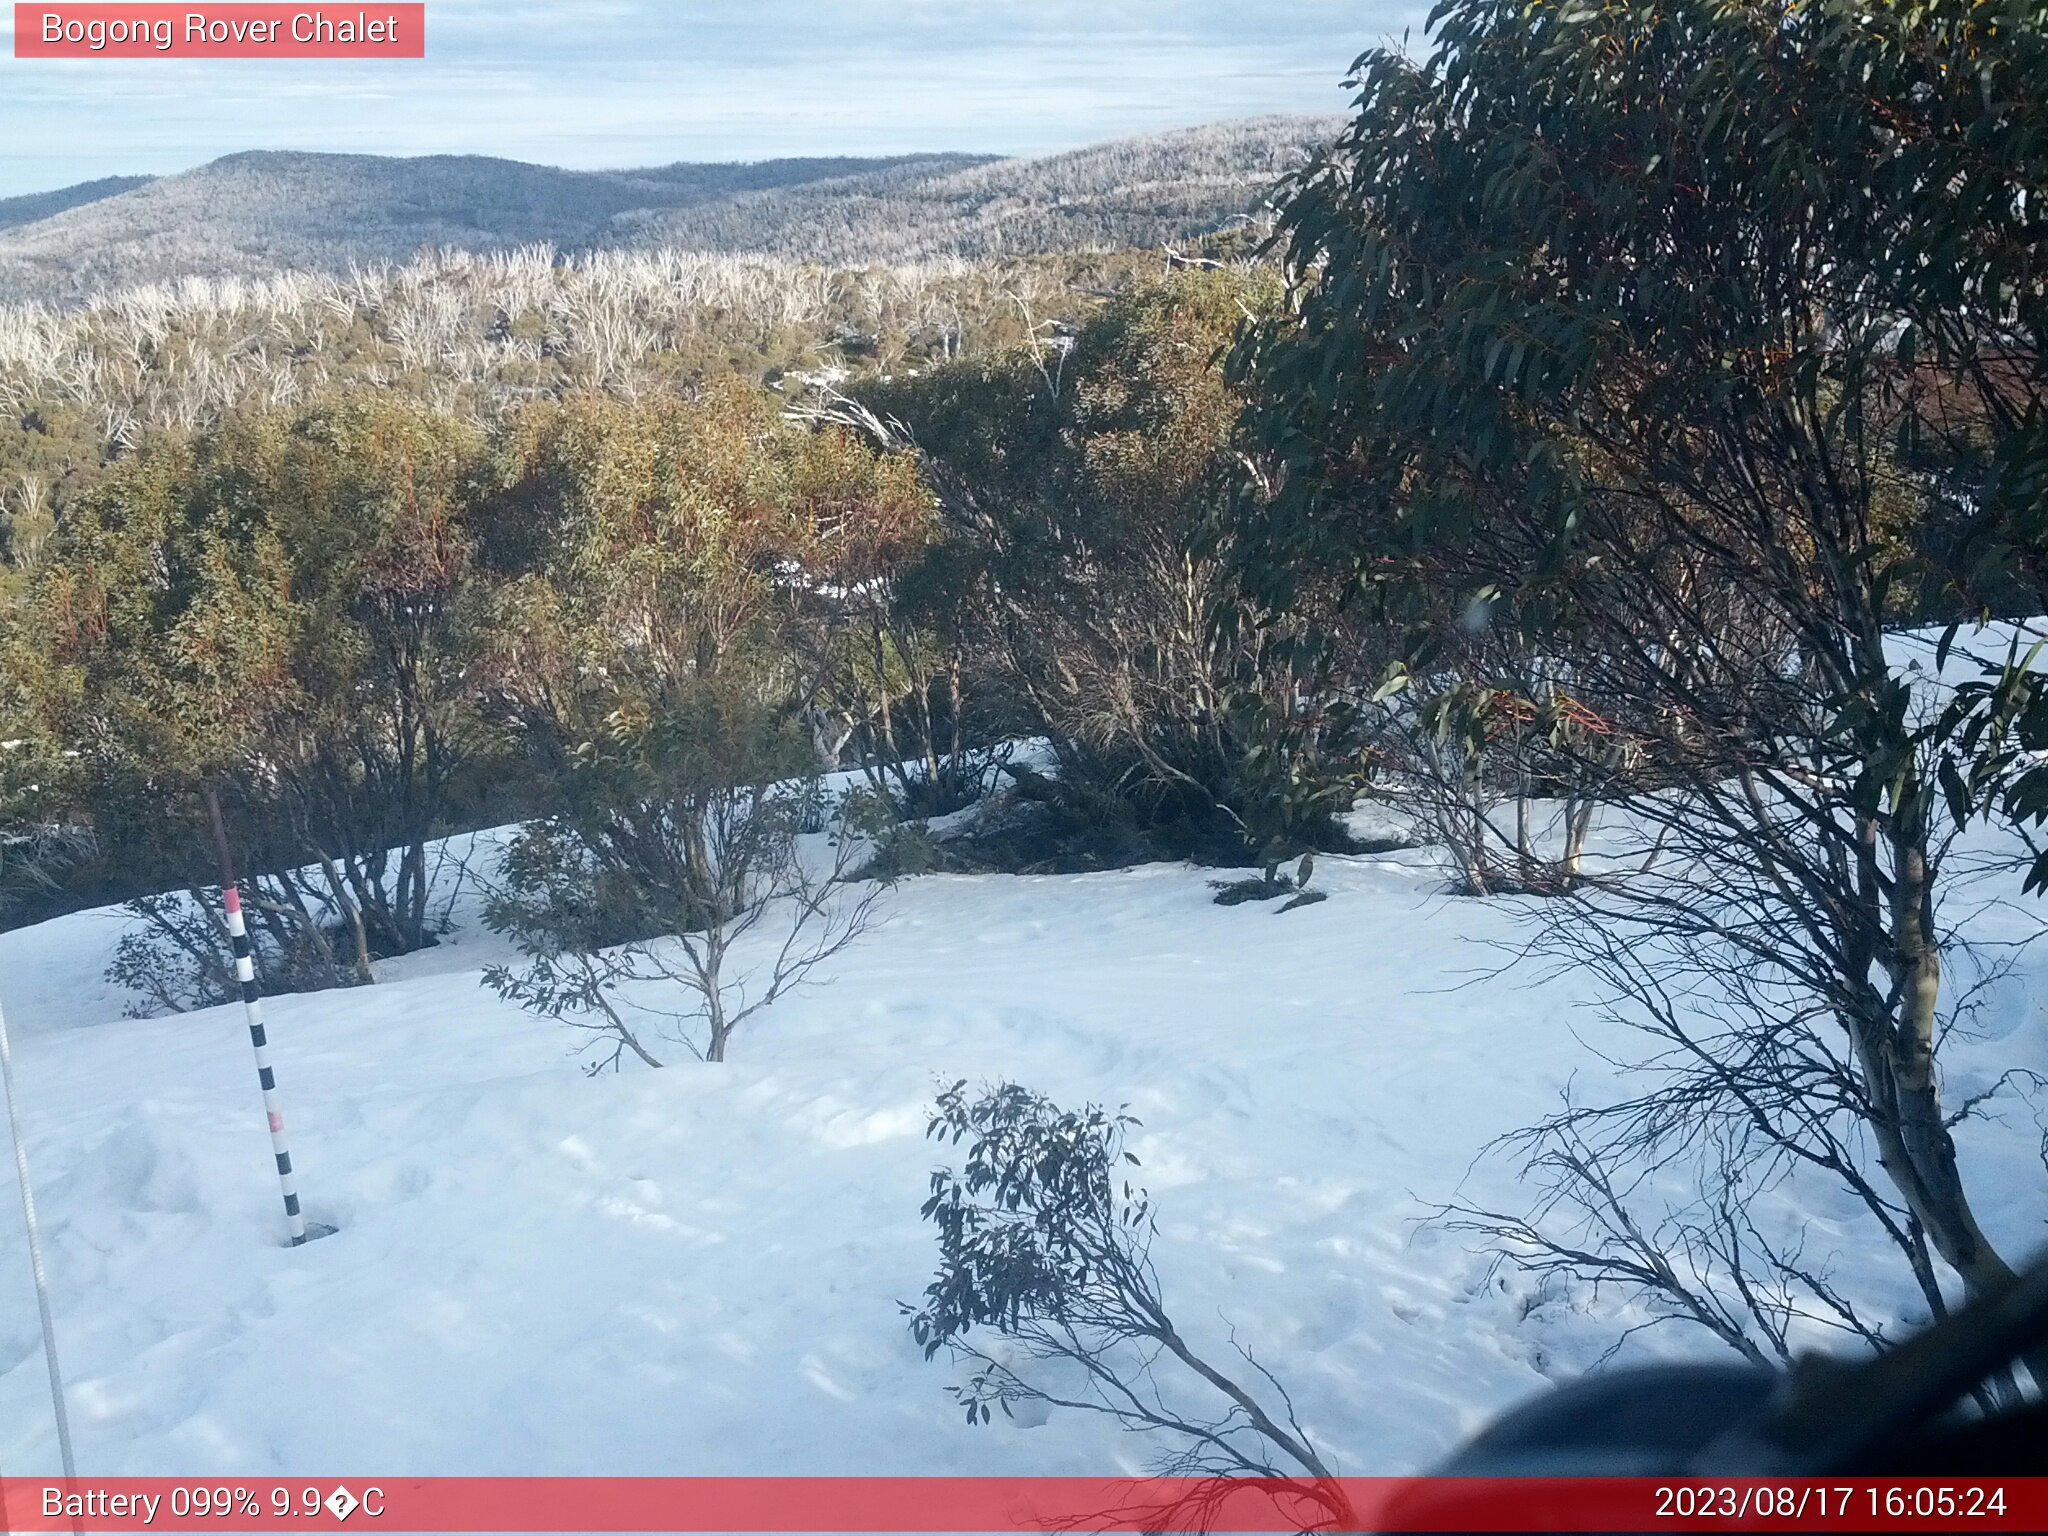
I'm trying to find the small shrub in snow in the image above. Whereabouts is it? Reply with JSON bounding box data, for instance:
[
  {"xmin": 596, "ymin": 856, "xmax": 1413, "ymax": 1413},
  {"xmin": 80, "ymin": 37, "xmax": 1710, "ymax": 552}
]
[
  {"xmin": 908, "ymin": 1079, "xmax": 1345, "ymax": 1516},
  {"xmin": 108, "ymin": 882, "xmax": 377, "ymax": 1017},
  {"xmin": 483, "ymin": 773, "xmax": 881, "ymax": 1068}
]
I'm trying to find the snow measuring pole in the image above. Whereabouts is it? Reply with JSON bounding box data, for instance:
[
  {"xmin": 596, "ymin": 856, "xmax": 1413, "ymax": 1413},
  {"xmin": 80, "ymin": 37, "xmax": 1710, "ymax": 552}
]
[{"xmin": 205, "ymin": 787, "xmax": 331, "ymax": 1247}]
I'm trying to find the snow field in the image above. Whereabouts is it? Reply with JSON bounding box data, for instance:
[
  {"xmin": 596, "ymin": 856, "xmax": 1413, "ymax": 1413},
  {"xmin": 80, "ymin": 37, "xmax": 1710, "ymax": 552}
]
[{"xmin": 0, "ymin": 815, "xmax": 2041, "ymax": 1476}]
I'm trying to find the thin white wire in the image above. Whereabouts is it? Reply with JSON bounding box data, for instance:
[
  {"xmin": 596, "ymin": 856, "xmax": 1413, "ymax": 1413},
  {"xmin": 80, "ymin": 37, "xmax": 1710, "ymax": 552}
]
[{"xmin": 0, "ymin": 990, "xmax": 77, "ymax": 1480}]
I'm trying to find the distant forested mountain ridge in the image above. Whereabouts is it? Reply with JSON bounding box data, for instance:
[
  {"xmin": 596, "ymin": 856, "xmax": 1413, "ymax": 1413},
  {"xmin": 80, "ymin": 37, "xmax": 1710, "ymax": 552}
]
[
  {"xmin": 0, "ymin": 117, "xmax": 1338, "ymax": 305},
  {"xmin": 0, "ymin": 151, "xmax": 989, "ymax": 305},
  {"xmin": 0, "ymin": 175, "xmax": 157, "ymax": 235},
  {"xmin": 630, "ymin": 117, "xmax": 1345, "ymax": 262}
]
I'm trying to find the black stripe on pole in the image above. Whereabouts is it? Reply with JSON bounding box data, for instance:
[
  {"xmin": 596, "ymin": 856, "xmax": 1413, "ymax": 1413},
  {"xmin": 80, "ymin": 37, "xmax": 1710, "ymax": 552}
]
[{"xmin": 207, "ymin": 786, "xmax": 324, "ymax": 1249}]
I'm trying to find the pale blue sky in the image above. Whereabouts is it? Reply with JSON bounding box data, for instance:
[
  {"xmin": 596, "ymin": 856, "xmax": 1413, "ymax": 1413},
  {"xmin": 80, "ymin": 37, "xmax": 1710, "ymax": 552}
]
[{"xmin": 0, "ymin": 2, "xmax": 1416, "ymax": 197}]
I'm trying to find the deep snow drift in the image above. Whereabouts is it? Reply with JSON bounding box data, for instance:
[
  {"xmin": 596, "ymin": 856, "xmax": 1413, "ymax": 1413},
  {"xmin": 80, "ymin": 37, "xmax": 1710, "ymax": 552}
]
[{"xmin": 0, "ymin": 804, "xmax": 2042, "ymax": 1476}]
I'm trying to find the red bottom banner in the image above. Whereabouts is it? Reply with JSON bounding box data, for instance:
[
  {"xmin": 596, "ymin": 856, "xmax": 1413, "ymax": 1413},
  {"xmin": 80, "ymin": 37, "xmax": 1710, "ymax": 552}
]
[{"xmin": 0, "ymin": 1476, "xmax": 2041, "ymax": 1533}]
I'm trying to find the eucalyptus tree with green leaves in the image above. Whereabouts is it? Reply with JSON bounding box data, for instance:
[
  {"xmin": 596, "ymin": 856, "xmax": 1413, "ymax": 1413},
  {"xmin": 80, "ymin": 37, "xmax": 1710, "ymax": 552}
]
[
  {"xmin": 473, "ymin": 384, "xmax": 904, "ymax": 1065},
  {"xmin": 833, "ymin": 272, "xmax": 1363, "ymax": 866},
  {"xmin": 1233, "ymin": 0, "xmax": 2047, "ymax": 1372},
  {"xmin": 3, "ymin": 394, "xmax": 492, "ymax": 1004}
]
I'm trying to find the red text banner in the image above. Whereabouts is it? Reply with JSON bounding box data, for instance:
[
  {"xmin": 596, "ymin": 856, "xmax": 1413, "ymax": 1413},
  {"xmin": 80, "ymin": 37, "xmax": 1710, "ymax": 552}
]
[
  {"xmin": 0, "ymin": 1476, "xmax": 2042, "ymax": 1532},
  {"xmin": 14, "ymin": 5, "xmax": 425, "ymax": 58}
]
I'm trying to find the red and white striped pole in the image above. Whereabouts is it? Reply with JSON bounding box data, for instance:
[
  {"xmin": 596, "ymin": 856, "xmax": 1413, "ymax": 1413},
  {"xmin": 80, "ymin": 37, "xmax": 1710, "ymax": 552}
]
[{"xmin": 205, "ymin": 788, "xmax": 316, "ymax": 1247}]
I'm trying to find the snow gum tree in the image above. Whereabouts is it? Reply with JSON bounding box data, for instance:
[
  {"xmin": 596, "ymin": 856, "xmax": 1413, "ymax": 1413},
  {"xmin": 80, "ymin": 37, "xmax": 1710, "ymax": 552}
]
[
  {"xmin": 475, "ymin": 384, "xmax": 899, "ymax": 1064},
  {"xmin": 2, "ymin": 393, "xmax": 492, "ymax": 1004},
  {"xmin": 823, "ymin": 272, "xmax": 1366, "ymax": 865},
  {"xmin": 1233, "ymin": 0, "xmax": 2048, "ymax": 1375}
]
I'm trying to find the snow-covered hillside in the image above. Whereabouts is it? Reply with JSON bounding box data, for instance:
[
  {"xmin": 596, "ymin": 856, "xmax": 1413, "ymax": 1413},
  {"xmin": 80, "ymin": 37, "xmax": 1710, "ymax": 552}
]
[{"xmin": 0, "ymin": 815, "xmax": 2041, "ymax": 1476}]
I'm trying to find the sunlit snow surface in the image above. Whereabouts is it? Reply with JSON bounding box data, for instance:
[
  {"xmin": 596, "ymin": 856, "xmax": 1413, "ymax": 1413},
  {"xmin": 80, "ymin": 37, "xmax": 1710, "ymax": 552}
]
[{"xmin": 1, "ymin": 778, "xmax": 2043, "ymax": 1474}]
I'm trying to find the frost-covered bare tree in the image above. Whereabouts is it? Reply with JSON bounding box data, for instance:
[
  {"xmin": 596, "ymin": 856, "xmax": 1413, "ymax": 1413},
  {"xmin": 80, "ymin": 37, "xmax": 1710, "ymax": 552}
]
[
  {"xmin": 1, "ymin": 473, "xmax": 53, "ymax": 570},
  {"xmin": 0, "ymin": 246, "xmax": 1085, "ymax": 459},
  {"xmin": 636, "ymin": 117, "xmax": 1333, "ymax": 267}
]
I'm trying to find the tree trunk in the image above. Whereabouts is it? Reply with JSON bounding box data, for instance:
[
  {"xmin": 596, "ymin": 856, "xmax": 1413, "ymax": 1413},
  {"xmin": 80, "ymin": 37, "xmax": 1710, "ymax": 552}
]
[
  {"xmin": 1873, "ymin": 823, "xmax": 2014, "ymax": 1291},
  {"xmin": 314, "ymin": 847, "xmax": 376, "ymax": 986},
  {"xmin": 1514, "ymin": 777, "xmax": 1533, "ymax": 884},
  {"xmin": 1563, "ymin": 797, "xmax": 1595, "ymax": 884},
  {"xmin": 1853, "ymin": 796, "xmax": 2044, "ymax": 1389}
]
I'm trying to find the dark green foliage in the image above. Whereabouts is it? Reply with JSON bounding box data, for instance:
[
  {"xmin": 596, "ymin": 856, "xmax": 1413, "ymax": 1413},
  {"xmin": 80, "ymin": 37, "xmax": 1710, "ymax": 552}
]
[
  {"xmin": 907, "ymin": 1080, "xmax": 1342, "ymax": 1491},
  {"xmin": 481, "ymin": 742, "xmax": 878, "ymax": 1067},
  {"xmin": 105, "ymin": 885, "xmax": 372, "ymax": 1017},
  {"xmin": 911, "ymin": 1080, "xmax": 1150, "ymax": 1373},
  {"xmin": 1938, "ymin": 631, "xmax": 2048, "ymax": 894},
  {"xmin": 1226, "ymin": 0, "xmax": 2048, "ymax": 1354},
  {"xmin": 482, "ymin": 820, "xmax": 673, "ymax": 960},
  {"xmin": 1208, "ymin": 875, "xmax": 1291, "ymax": 906},
  {"xmin": 469, "ymin": 385, "xmax": 906, "ymax": 1064},
  {"xmin": 1231, "ymin": 2, "xmax": 2045, "ymax": 838},
  {"xmin": 0, "ymin": 816, "xmax": 93, "ymax": 929},
  {"xmin": 3, "ymin": 243, "xmax": 1380, "ymax": 931},
  {"xmin": 839, "ymin": 787, "xmax": 946, "ymax": 879},
  {"xmin": 1227, "ymin": 0, "xmax": 2045, "ymax": 872}
]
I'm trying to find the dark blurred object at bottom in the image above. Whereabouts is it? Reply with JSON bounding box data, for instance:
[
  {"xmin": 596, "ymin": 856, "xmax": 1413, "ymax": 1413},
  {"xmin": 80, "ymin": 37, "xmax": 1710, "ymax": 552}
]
[{"xmin": 1376, "ymin": 1250, "xmax": 2048, "ymax": 1531}]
